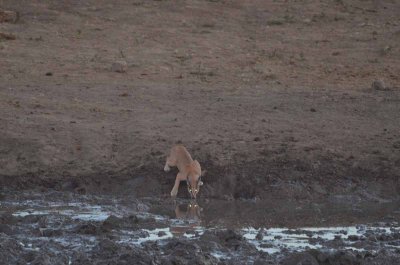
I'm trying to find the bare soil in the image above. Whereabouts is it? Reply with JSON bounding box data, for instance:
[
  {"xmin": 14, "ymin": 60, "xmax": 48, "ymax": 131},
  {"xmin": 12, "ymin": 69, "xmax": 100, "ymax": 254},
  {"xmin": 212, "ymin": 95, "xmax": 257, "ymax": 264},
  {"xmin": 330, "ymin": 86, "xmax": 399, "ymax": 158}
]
[{"xmin": 1, "ymin": 0, "xmax": 399, "ymax": 200}]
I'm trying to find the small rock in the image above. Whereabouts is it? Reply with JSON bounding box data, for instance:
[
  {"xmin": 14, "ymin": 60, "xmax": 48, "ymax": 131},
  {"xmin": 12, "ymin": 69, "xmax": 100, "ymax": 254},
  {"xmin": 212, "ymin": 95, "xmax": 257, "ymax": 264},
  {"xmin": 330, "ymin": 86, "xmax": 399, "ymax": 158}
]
[
  {"xmin": 310, "ymin": 108, "xmax": 316, "ymax": 112},
  {"xmin": 76, "ymin": 223, "xmax": 99, "ymax": 235},
  {"xmin": 0, "ymin": 10, "xmax": 18, "ymax": 23},
  {"xmin": 255, "ymin": 229, "xmax": 264, "ymax": 240},
  {"xmin": 102, "ymin": 215, "xmax": 122, "ymax": 230},
  {"xmin": 380, "ymin": 45, "xmax": 392, "ymax": 55},
  {"xmin": 128, "ymin": 214, "xmax": 140, "ymax": 223},
  {"xmin": 371, "ymin": 79, "xmax": 387, "ymax": 90},
  {"xmin": 45, "ymin": 72, "xmax": 53, "ymax": 76},
  {"xmin": 378, "ymin": 234, "xmax": 391, "ymax": 241},
  {"xmin": 158, "ymin": 231, "xmax": 167, "ymax": 237},
  {"xmin": 259, "ymin": 243, "xmax": 274, "ymax": 248},
  {"xmin": 348, "ymin": 235, "xmax": 359, "ymax": 241},
  {"xmin": 137, "ymin": 230, "xmax": 150, "ymax": 238},
  {"xmin": 111, "ymin": 61, "xmax": 127, "ymax": 73},
  {"xmin": 253, "ymin": 137, "xmax": 261, "ymax": 142}
]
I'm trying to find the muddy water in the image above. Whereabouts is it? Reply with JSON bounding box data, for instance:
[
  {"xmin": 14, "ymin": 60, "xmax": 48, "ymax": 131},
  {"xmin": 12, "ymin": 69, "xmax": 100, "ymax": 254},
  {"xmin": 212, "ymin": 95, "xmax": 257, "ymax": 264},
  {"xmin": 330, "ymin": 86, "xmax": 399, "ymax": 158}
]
[
  {"xmin": 159, "ymin": 197, "xmax": 400, "ymax": 228},
  {"xmin": 149, "ymin": 198, "xmax": 400, "ymax": 255},
  {"xmin": 1, "ymin": 190, "xmax": 400, "ymax": 264}
]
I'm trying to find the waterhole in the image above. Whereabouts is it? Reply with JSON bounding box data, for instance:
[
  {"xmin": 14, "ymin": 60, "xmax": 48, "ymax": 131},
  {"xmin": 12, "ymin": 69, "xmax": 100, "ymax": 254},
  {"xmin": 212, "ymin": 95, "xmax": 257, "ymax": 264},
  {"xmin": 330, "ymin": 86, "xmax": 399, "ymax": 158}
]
[{"xmin": 1, "ymin": 191, "xmax": 399, "ymax": 261}]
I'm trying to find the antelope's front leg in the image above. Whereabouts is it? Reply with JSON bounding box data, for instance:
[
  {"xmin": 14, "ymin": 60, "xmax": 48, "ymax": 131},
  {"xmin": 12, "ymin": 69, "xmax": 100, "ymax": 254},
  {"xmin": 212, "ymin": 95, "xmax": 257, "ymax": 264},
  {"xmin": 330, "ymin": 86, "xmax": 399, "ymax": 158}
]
[
  {"xmin": 164, "ymin": 160, "xmax": 171, "ymax": 172},
  {"xmin": 171, "ymin": 173, "xmax": 184, "ymax": 197},
  {"xmin": 164, "ymin": 155, "xmax": 176, "ymax": 172}
]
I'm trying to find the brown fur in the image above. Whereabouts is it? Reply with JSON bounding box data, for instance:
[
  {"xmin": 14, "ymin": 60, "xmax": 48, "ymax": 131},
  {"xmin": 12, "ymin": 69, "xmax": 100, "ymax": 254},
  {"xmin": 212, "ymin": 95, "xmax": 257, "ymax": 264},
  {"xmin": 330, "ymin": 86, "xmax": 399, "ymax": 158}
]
[{"xmin": 164, "ymin": 145, "xmax": 203, "ymax": 198}]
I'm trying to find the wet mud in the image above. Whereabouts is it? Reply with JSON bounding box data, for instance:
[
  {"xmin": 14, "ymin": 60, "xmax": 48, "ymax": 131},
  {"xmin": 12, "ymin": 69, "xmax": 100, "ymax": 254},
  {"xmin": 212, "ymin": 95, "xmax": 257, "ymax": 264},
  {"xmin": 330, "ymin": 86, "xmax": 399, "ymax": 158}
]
[{"xmin": 1, "ymin": 190, "xmax": 400, "ymax": 264}]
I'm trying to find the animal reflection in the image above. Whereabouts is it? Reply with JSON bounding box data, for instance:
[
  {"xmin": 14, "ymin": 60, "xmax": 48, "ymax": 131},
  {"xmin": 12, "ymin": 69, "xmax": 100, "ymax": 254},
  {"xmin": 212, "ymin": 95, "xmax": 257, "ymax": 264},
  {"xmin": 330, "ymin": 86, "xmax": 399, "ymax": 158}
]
[{"xmin": 170, "ymin": 201, "xmax": 202, "ymax": 237}]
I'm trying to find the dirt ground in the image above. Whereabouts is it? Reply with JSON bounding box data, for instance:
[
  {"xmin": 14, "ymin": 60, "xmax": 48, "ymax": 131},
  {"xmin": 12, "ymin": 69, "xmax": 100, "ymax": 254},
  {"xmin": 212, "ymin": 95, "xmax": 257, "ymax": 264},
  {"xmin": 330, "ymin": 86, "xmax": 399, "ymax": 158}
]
[
  {"xmin": 1, "ymin": 0, "xmax": 400, "ymax": 264},
  {"xmin": 1, "ymin": 0, "xmax": 399, "ymax": 200}
]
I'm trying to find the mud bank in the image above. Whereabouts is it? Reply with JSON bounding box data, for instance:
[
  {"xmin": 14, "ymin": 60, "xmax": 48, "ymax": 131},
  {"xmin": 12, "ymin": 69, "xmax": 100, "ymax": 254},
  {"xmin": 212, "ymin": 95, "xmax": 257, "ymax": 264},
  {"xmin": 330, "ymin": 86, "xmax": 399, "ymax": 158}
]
[{"xmin": 1, "ymin": 154, "xmax": 399, "ymax": 203}]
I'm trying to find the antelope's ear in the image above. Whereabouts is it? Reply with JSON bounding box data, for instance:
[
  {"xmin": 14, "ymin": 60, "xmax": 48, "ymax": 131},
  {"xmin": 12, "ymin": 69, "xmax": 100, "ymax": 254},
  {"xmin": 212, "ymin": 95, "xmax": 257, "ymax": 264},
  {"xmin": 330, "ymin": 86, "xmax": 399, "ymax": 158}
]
[
  {"xmin": 201, "ymin": 170, "xmax": 207, "ymax": 177},
  {"xmin": 199, "ymin": 181, "xmax": 203, "ymax": 186}
]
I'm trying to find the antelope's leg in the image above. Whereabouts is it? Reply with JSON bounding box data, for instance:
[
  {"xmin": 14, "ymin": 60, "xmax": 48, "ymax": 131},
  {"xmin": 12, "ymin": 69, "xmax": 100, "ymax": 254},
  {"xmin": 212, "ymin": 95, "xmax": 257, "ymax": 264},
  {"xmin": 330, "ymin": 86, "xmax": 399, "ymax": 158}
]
[
  {"xmin": 171, "ymin": 173, "xmax": 184, "ymax": 197},
  {"xmin": 164, "ymin": 161, "xmax": 171, "ymax": 172},
  {"xmin": 164, "ymin": 155, "xmax": 176, "ymax": 172}
]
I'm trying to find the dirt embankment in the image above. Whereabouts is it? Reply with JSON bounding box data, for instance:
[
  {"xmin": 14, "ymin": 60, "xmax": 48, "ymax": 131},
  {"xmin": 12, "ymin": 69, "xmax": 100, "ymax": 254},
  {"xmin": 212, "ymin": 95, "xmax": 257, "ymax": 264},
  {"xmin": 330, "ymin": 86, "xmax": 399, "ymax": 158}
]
[{"xmin": 0, "ymin": 0, "xmax": 399, "ymax": 200}]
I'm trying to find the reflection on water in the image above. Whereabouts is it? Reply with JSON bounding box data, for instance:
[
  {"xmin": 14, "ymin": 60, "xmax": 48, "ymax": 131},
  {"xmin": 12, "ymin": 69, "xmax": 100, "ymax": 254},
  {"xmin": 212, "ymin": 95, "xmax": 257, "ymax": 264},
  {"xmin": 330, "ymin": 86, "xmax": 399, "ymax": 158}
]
[
  {"xmin": 170, "ymin": 201, "xmax": 203, "ymax": 237},
  {"xmin": 192, "ymin": 198, "xmax": 400, "ymax": 228},
  {"xmin": 164, "ymin": 200, "xmax": 400, "ymax": 254},
  {"xmin": 175, "ymin": 201, "xmax": 202, "ymax": 221}
]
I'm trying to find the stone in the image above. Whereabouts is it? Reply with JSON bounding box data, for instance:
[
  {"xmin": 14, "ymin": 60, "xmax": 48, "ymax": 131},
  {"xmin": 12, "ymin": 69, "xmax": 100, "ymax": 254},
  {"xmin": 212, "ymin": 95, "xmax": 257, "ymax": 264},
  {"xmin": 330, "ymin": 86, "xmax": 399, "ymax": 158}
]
[
  {"xmin": 347, "ymin": 235, "xmax": 359, "ymax": 241},
  {"xmin": 371, "ymin": 79, "xmax": 387, "ymax": 91},
  {"xmin": 111, "ymin": 61, "xmax": 127, "ymax": 73},
  {"xmin": 158, "ymin": 230, "xmax": 167, "ymax": 237},
  {"xmin": 256, "ymin": 228, "xmax": 265, "ymax": 240}
]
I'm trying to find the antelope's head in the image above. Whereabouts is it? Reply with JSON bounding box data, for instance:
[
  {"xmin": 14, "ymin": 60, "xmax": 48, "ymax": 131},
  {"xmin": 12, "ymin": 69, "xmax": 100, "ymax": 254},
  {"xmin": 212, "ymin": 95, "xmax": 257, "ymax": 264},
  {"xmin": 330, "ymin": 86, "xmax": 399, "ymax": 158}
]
[{"xmin": 186, "ymin": 174, "xmax": 203, "ymax": 199}]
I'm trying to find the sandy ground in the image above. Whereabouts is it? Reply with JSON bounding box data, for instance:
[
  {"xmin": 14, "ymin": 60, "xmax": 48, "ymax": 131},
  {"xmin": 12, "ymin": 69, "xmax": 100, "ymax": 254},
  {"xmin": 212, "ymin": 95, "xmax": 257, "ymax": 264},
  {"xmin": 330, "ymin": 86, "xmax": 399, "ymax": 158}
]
[{"xmin": 1, "ymin": 0, "xmax": 399, "ymax": 201}]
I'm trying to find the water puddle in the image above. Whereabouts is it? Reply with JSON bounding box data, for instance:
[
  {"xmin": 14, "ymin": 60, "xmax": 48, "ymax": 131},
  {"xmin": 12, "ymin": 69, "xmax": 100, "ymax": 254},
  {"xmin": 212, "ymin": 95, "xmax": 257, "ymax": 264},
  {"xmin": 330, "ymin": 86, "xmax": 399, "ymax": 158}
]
[
  {"xmin": 12, "ymin": 205, "xmax": 115, "ymax": 221},
  {"xmin": 1, "ymin": 191, "xmax": 400, "ymax": 260},
  {"xmin": 242, "ymin": 226, "xmax": 400, "ymax": 254}
]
